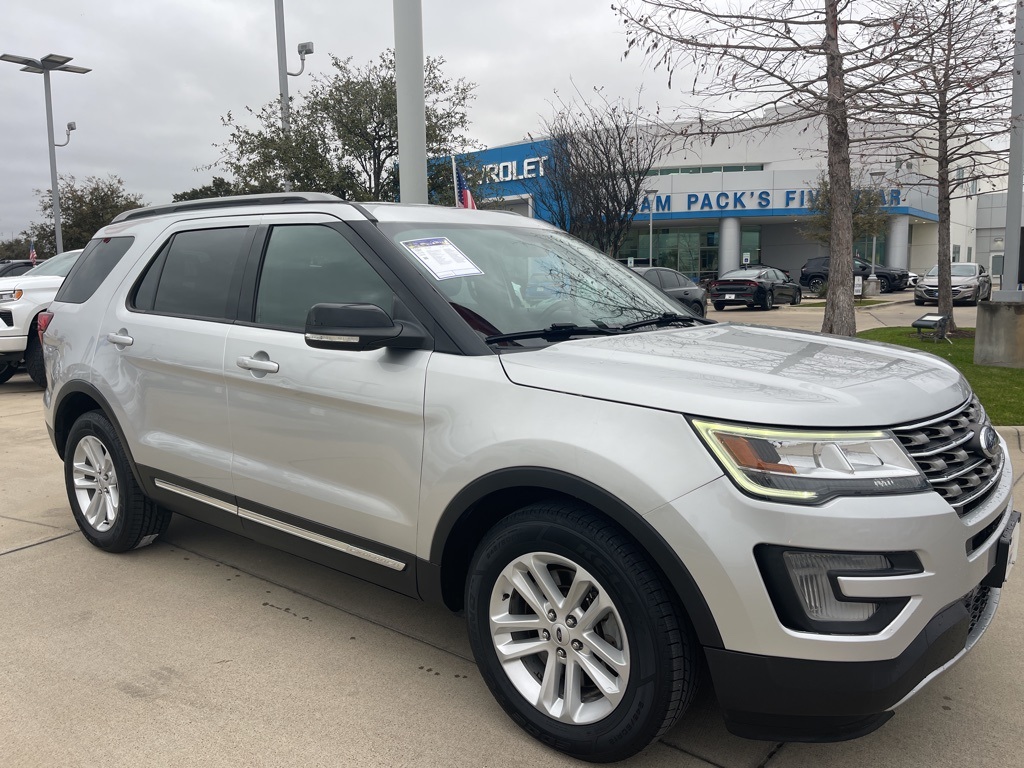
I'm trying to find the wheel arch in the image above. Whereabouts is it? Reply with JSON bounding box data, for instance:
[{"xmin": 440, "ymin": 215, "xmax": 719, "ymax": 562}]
[
  {"xmin": 52, "ymin": 381, "xmax": 145, "ymax": 488},
  {"xmin": 424, "ymin": 467, "xmax": 723, "ymax": 648}
]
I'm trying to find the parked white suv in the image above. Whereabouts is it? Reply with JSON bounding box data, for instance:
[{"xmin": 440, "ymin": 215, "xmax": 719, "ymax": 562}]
[
  {"xmin": 41, "ymin": 194, "xmax": 1017, "ymax": 762},
  {"xmin": 0, "ymin": 248, "xmax": 83, "ymax": 385}
]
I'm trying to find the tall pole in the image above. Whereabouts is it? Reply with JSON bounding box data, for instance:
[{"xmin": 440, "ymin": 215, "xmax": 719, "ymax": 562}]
[
  {"xmin": 43, "ymin": 70, "xmax": 63, "ymax": 254},
  {"xmin": 997, "ymin": 0, "xmax": 1024, "ymax": 297},
  {"xmin": 274, "ymin": 0, "xmax": 292, "ymax": 192},
  {"xmin": 394, "ymin": 0, "xmax": 428, "ymax": 203},
  {"xmin": 644, "ymin": 188, "xmax": 657, "ymax": 266}
]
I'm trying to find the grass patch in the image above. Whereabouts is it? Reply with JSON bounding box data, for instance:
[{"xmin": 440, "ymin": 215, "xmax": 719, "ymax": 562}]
[{"xmin": 857, "ymin": 327, "xmax": 1023, "ymax": 425}]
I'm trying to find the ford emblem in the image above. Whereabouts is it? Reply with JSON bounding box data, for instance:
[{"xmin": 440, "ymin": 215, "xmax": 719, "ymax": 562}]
[{"xmin": 967, "ymin": 424, "xmax": 999, "ymax": 460}]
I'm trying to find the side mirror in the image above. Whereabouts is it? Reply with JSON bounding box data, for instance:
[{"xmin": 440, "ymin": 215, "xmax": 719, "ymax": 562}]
[{"xmin": 304, "ymin": 303, "xmax": 427, "ymax": 351}]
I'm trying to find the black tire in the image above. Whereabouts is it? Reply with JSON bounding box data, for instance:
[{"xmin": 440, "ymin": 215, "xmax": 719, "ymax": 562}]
[
  {"xmin": 690, "ymin": 301, "xmax": 705, "ymax": 318},
  {"xmin": 713, "ymin": 301, "xmax": 725, "ymax": 312},
  {"xmin": 791, "ymin": 288, "xmax": 802, "ymax": 306},
  {"xmin": 64, "ymin": 411, "xmax": 171, "ymax": 553},
  {"xmin": 24, "ymin": 323, "xmax": 46, "ymax": 388},
  {"xmin": 808, "ymin": 276, "xmax": 825, "ymax": 293},
  {"xmin": 0, "ymin": 362, "xmax": 16, "ymax": 385},
  {"xmin": 877, "ymin": 275, "xmax": 891, "ymax": 293},
  {"xmin": 914, "ymin": 298, "xmax": 925, "ymax": 306},
  {"xmin": 760, "ymin": 290, "xmax": 774, "ymax": 310},
  {"xmin": 466, "ymin": 503, "xmax": 698, "ymax": 763}
]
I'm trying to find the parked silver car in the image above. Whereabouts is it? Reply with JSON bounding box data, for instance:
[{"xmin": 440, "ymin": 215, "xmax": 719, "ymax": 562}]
[
  {"xmin": 40, "ymin": 194, "xmax": 1017, "ymax": 762},
  {"xmin": 914, "ymin": 263, "xmax": 992, "ymax": 305}
]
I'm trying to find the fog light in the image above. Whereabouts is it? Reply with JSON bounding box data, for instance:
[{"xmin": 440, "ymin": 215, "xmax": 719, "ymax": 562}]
[{"xmin": 783, "ymin": 551, "xmax": 891, "ymax": 622}]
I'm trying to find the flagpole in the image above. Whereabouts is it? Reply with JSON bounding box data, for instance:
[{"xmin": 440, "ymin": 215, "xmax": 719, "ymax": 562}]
[{"xmin": 451, "ymin": 156, "xmax": 459, "ymax": 208}]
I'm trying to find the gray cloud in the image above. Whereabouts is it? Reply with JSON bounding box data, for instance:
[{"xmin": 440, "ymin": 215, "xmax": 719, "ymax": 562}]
[{"xmin": 1, "ymin": 0, "xmax": 677, "ymax": 241}]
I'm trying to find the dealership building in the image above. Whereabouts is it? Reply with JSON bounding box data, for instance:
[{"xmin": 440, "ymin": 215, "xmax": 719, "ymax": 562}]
[{"xmin": 468, "ymin": 121, "xmax": 1006, "ymax": 285}]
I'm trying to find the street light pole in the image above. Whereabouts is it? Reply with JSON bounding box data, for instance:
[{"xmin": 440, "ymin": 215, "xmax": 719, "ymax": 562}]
[
  {"xmin": 645, "ymin": 188, "xmax": 658, "ymax": 266},
  {"xmin": 273, "ymin": 0, "xmax": 313, "ymax": 192},
  {"xmin": 1, "ymin": 52, "xmax": 90, "ymax": 255}
]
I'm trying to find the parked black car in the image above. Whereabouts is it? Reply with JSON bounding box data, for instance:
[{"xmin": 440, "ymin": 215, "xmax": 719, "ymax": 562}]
[
  {"xmin": 799, "ymin": 256, "xmax": 909, "ymax": 294},
  {"xmin": 632, "ymin": 266, "xmax": 707, "ymax": 316},
  {"xmin": 0, "ymin": 260, "xmax": 35, "ymax": 278},
  {"xmin": 710, "ymin": 267, "xmax": 802, "ymax": 311}
]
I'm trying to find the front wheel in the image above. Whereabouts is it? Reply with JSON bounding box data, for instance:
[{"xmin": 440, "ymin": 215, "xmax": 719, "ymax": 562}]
[
  {"xmin": 0, "ymin": 362, "xmax": 16, "ymax": 385},
  {"xmin": 878, "ymin": 275, "xmax": 891, "ymax": 293},
  {"xmin": 466, "ymin": 503, "xmax": 698, "ymax": 762},
  {"xmin": 64, "ymin": 411, "xmax": 171, "ymax": 552},
  {"xmin": 690, "ymin": 301, "xmax": 705, "ymax": 318}
]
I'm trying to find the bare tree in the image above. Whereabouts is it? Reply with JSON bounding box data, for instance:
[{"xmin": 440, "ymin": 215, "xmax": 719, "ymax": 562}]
[
  {"xmin": 800, "ymin": 171, "xmax": 890, "ymax": 253},
  {"xmin": 524, "ymin": 88, "xmax": 669, "ymax": 258},
  {"xmin": 614, "ymin": 1, "xmax": 931, "ymax": 336},
  {"xmin": 855, "ymin": 0, "xmax": 1013, "ymax": 331}
]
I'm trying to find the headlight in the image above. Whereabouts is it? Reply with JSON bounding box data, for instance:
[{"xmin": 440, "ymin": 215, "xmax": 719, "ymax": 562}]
[
  {"xmin": 691, "ymin": 419, "xmax": 929, "ymax": 504},
  {"xmin": 0, "ymin": 289, "xmax": 23, "ymax": 302}
]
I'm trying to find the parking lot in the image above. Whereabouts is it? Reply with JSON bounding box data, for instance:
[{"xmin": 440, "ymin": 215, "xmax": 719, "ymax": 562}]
[{"xmin": 1, "ymin": 300, "xmax": 1021, "ymax": 767}]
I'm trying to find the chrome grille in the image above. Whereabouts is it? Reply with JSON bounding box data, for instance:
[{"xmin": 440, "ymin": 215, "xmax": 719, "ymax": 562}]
[{"xmin": 892, "ymin": 397, "xmax": 1003, "ymax": 517}]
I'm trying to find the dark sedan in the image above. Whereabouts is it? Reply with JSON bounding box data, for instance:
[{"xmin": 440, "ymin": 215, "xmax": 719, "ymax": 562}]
[
  {"xmin": 0, "ymin": 260, "xmax": 35, "ymax": 278},
  {"xmin": 710, "ymin": 267, "xmax": 802, "ymax": 311},
  {"xmin": 633, "ymin": 267, "xmax": 707, "ymax": 316}
]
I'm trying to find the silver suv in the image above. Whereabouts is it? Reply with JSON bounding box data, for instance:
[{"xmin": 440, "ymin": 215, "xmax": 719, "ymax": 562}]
[{"xmin": 41, "ymin": 194, "xmax": 1017, "ymax": 762}]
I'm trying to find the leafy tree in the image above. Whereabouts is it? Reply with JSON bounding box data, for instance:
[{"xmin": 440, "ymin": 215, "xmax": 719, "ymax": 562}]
[
  {"xmin": 172, "ymin": 176, "xmax": 246, "ymax": 202},
  {"xmin": 213, "ymin": 50, "xmax": 478, "ymax": 202},
  {"xmin": 615, "ymin": 0, "xmax": 932, "ymax": 336},
  {"xmin": 23, "ymin": 175, "xmax": 145, "ymax": 255},
  {"xmin": 524, "ymin": 88, "xmax": 668, "ymax": 257},
  {"xmin": 0, "ymin": 236, "xmax": 33, "ymax": 261}
]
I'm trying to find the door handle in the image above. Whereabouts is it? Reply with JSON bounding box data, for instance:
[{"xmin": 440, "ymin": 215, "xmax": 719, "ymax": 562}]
[
  {"xmin": 106, "ymin": 332, "xmax": 134, "ymax": 347},
  {"xmin": 236, "ymin": 356, "xmax": 280, "ymax": 374}
]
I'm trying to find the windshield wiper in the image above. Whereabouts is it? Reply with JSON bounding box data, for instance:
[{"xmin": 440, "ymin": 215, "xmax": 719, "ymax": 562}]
[
  {"xmin": 485, "ymin": 323, "xmax": 624, "ymax": 344},
  {"xmin": 619, "ymin": 312, "xmax": 713, "ymax": 330}
]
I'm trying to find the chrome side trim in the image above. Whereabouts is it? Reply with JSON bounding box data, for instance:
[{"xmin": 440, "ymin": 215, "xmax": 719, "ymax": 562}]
[
  {"xmin": 155, "ymin": 479, "xmax": 237, "ymax": 515},
  {"xmin": 238, "ymin": 507, "xmax": 406, "ymax": 572}
]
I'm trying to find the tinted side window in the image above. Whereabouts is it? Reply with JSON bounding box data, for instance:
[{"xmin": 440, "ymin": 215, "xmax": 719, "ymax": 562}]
[
  {"xmin": 55, "ymin": 237, "xmax": 135, "ymax": 304},
  {"xmin": 640, "ymin": 271, "xmax": 661, "ymax": 288},
  {"xmin": 134, "ymin": 228, "xmax": 249, "ymax": 320},
  {"xmin": 254, "ymin": 225, "xmax": 394, "ymax": 331}
]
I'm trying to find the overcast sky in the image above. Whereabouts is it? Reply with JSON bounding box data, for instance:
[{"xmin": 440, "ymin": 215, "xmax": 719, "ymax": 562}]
[{"xmin": 0, "ymin": 0, "xmax": 681, "ymax": 242}]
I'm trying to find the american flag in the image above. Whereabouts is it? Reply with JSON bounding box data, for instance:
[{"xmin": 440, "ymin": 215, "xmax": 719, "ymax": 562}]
[
  {"xmin": 454, "ymin": 164, "xmax": 477, "ymax": 210},
  {"xmin": 29, "ymin": 240, "xmax": 37, "ymax": 265}
]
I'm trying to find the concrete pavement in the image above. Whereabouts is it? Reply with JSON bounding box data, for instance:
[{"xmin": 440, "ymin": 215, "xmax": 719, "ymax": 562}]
[{"xmin": 1, "ymin": 363, "xmax": 1022, "ymax": 766}]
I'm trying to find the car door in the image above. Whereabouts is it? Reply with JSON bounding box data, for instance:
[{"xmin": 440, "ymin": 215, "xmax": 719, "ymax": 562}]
[
  {"xmin": 92, "ymin": 220, "xmax": 255, "ymax": 497},
  {"xmin": 769, "ymin": 269, "xmax": 794, "ymax": 302},
  {"xmin": 223, "ymin": 217, "xmax": 430, "ymax": 557}
]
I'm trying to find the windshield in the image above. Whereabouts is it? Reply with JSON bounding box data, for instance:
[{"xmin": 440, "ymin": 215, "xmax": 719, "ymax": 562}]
[
  {"xmin": 23, "ymin": 249, "xmax": 82, "ymax": 277},
  {"xmin": 925, "ymin": 264, "xmax": 977, "ymax": 277},
  {"xmin": 379, "ymin": 222, "xmax": 689, "ymax": 344}
]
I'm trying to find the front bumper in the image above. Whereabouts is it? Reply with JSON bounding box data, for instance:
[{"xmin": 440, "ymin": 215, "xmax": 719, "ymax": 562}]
[
  {"xmin": 644, "ymin": 432, "xmax": 1015, "ymax": 741},
  {"xmin": 915, "ymin": 284, "xmax": 979, "ymax": 303}
]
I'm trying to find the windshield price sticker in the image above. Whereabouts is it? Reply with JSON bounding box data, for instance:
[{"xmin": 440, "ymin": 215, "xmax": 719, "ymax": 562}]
[{"xmin": 402, "ymin": 237, "xmax": 484, "ymax": 280}]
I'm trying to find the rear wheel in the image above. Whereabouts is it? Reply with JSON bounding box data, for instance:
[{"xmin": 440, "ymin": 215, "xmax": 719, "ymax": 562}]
[
  {"xmin": 24, "ymin": 323, "xmax": 46, "ymax": 387},
  {"xmin": 808, "ymin": 276, "xmax": 825, "ymax": 293},
  {"xmin": 791, "ymin": 288, "xmax": 802, "ymax": 306},
  {"xmin": 0, "ymin": 363, "xmax": 16, "ymax": 385},
  {"xmin": 466, "ymin": 503, "xmax": 698, "ymax": 762},
  {"xmin": 64, "ymin": 411, "xmax": 171, "ymax": 552},
  {"xmin": 689, "ymin": 301, "xmax": 705, "ymax": 318},
  {"xmin": 760, "ymin": 290, "xmax": 774, "ymax": 311},
  {"xmin": 713, "ymin": 301, "xmax": 725, "ymax": 312}
]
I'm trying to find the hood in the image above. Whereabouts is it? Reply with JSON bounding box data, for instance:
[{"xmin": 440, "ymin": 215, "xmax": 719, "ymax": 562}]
[
  {"xmin": 921, "ymin": 274, "xmax": 977, "ymax": 287},
  {"xmin": 499, "ymin": 323, "xmax": 969, "ymax": 428},
  {"xmin": 0, "ymin": 274, "xmax": 66, "ymax": 292}
]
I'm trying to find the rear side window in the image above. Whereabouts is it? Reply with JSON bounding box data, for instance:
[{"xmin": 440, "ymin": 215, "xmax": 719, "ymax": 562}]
[
  {"xmin": 55, "ymin": 237, "xmax": 135, "ymax": 304},
  {"xmin": 132, "ymin": 227, "xmax": 249, "ymax": 320}
]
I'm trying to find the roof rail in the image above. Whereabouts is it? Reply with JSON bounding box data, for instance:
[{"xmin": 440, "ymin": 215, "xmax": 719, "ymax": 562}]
[{"xmin": 110, "ymin": 192, "xmax": 346, "ymax": 224}]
